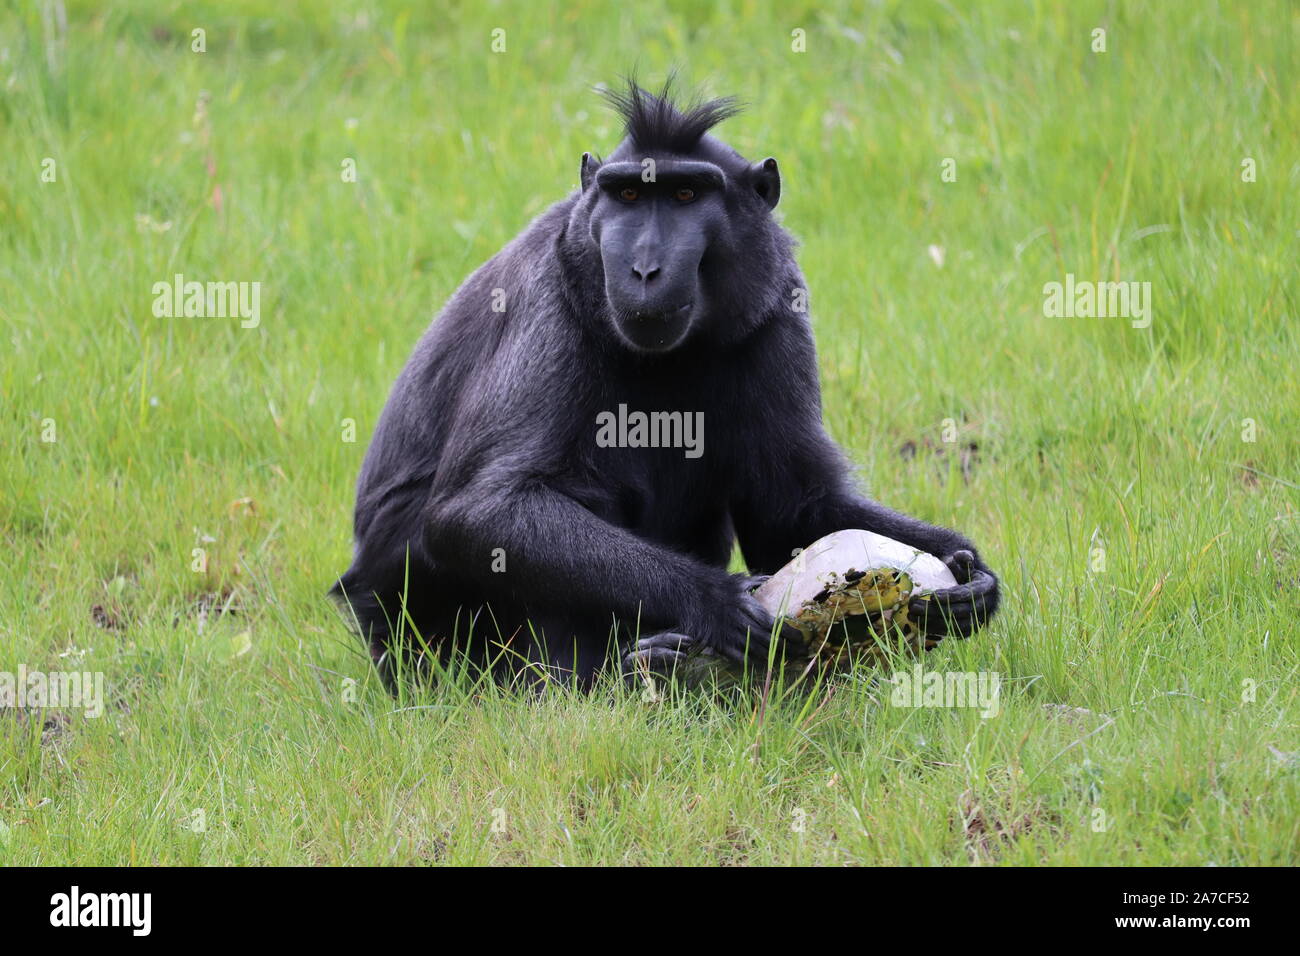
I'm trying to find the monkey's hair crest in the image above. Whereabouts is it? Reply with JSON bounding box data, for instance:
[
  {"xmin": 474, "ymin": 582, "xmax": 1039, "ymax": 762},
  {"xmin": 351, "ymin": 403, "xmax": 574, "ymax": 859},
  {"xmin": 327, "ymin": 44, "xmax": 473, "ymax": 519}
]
[{"xmin": 601, "ymin": 74, "xmax": 742, "ymax": 154}]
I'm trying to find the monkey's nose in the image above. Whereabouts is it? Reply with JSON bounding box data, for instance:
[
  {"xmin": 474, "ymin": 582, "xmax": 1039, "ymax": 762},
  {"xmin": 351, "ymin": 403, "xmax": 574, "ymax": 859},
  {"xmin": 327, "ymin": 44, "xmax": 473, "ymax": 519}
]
[{"xmin": 631, "ymin": 263, "xmax": 661, "ymax": 283}]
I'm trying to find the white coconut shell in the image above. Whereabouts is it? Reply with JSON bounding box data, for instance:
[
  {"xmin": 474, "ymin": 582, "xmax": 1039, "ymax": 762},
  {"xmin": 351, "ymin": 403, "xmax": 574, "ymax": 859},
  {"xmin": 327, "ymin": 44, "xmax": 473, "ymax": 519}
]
[{"xmin": 753, "ymin": 529, "xmax": 957, "ymax": 619}]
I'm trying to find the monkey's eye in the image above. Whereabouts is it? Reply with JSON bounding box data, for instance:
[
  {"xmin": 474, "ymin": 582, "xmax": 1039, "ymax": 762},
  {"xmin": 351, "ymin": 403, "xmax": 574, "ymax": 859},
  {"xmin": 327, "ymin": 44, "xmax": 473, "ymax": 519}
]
[
  {"xmin": 618, "ymin": 187, "xmax": 640, "ymax": 202},
  {"xmin": 674, "ymin": 188, "xmax": 696, "ymax": 203}
]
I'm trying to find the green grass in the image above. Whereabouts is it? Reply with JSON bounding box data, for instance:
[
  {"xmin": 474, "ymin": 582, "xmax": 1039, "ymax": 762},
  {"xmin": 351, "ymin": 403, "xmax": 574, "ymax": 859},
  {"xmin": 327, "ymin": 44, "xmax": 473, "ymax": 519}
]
[{"xmin": 1, "ymin": 0, "xmax": 1297, "ymax": 865}]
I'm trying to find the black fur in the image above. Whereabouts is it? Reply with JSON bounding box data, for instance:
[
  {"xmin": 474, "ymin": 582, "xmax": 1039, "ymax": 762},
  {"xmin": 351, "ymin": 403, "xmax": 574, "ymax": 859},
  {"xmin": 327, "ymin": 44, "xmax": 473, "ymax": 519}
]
[
  {"xmin": 600, "ymin": 75, "xmax": 742, "ymax": 154},
  {"xmin": 332, "ymin": 79, "xmax": 1000, "ymax": 688}
]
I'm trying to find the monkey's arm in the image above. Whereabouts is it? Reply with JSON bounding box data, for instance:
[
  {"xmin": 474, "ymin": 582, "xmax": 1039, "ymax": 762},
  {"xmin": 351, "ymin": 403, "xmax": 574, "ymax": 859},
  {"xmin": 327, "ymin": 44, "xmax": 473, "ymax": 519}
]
[{"xmin": 426, "ymin": 479, "xmax": 781, "ymax": 665}]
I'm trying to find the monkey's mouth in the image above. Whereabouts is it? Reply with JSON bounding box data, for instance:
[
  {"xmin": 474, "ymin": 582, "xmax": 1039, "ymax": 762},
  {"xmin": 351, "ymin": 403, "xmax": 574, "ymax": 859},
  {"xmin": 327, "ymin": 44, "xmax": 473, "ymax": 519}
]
[
  {"xmin": 612, "ymin": 300, "xmax": 695, "ymax": 352},
  {"xmin": 631, "ymin": 300, "xmax": 693, "ymax": 320}
]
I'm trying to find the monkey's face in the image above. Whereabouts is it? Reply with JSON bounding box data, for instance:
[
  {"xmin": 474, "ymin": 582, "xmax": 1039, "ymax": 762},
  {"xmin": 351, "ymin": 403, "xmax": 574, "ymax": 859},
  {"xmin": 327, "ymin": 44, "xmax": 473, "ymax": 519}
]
[
  {"xmin": 580, "ymin": 147, "xmax": 784, "ymax": 353},
  {"xmin": 588, "ymin": 158, "xmax": 728, "ymax": 353}
]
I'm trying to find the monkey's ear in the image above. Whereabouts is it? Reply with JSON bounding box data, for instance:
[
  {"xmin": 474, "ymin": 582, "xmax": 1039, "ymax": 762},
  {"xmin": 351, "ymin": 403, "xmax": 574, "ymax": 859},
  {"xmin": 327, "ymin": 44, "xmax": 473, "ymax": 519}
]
[
  {"xmin": 748, "ymin": 157, "xmax": 781, "ymax": 209},
  {"xmin": 580, "ymin": 152, "xmax": 601, "ymax": 191}
]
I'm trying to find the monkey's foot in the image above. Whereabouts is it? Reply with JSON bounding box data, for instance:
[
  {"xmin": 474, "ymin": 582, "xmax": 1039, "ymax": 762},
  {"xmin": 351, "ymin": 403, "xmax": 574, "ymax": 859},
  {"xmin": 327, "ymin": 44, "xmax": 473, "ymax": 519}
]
[{"xmin": 621, "ymin": 631, "xmax": 744, "ymax": 689}]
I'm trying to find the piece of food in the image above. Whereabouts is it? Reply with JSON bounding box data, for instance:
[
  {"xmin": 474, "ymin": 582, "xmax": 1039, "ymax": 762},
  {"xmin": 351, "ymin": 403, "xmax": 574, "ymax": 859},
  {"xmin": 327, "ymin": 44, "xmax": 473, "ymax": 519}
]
[{"xmin": 752, "ymin": 528, "xmax": 958, "ymax": 671}]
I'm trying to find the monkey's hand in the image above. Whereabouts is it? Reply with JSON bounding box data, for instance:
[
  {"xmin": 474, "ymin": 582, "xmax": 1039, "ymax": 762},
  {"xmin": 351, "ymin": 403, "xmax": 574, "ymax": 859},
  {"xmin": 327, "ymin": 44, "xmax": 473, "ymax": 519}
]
[
  {"xmin": 908, "ymin": 549, "xmax": 1000, "ymax": 640},
  {"xmin": 622, "ymin": 575, "xmax": 805, "ymax": 679},
  {"xmin": 694, "ymin": 574, "xmax": 808, "ymax": 667}
]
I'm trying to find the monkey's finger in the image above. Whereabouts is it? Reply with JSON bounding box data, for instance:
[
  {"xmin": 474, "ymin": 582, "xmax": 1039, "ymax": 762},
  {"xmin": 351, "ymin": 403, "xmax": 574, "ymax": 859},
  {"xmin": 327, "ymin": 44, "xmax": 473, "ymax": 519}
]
[
  {"xmin": 909, "ymin": 588, "xmax": 973, "ymax": 619},
  {"xmin": 914, "ymin": 610, "xmax": 974, "ymax": 639},
  {"xmin": 911, "ymin": 595, "xmax": 967, "ymax": 617},
  {"xmin": 911, "ymin": 588, "xmax": 990, "ymax": 616},
  {"xmin": 910, "ymin": 595, "xmax": 972, "ymax": 632},
  {"xmin": 962, "ymin": 567, "xmax": 997, "ymax": 595},
  {"xmin": 621, "ymin": 640, "xmax": 690, "ymax": 679},
  {"xmin": 910, "ymin": 607, "xmax": 955, "ymax": 637},
  {"xmin": 633, "ymin": 631, "xmax": 695, "ymax": 653},
  {"xmin": 910, "ymin": 593, "xmax": 993, "ymax": 638},
  {"xmin": 942, "ymin": 550, "xmax": 977, "ymax": 583},
  {"xmin": 918, "ymin": 569, "xmax": 996, "ymax": 610},
  {"xmin": 742, "ymin": 626, "xmax": 775, "ymax": 661},
  {"xmin": 716, "ymin": 625, "xmax": 774, "ymax": 667},
  {"xmin": 767, "ymin": 618, "xmax": 807, "ymax": 656},
  {"xmin": 636, "ymin": 647, "xmax": 687, "ymax": 672}
]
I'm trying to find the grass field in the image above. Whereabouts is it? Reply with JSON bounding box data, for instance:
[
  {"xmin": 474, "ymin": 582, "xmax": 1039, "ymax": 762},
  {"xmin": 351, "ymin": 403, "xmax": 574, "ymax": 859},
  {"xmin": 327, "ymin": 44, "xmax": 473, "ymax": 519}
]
[{"xmin": 1, "ymin": 0, "xmax": 1297, "ymax": 865}]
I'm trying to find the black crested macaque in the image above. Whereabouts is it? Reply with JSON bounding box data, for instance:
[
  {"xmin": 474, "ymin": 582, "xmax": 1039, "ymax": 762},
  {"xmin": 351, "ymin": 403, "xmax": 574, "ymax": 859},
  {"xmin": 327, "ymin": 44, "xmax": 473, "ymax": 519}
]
[{"xmin": 333, "ymin": 78, "xmax": 1000, "ymax": 688}]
